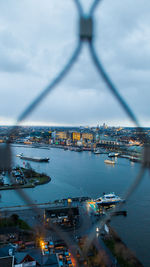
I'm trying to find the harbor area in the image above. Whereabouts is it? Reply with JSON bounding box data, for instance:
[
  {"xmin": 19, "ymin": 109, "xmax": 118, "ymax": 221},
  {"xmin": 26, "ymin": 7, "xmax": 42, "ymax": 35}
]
[{"xmin": 0, "ymin": 195, "xmax": 143, "ymax": 266}]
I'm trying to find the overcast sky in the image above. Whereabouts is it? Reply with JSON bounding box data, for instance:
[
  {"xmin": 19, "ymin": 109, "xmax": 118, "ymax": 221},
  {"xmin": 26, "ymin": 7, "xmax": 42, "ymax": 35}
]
[{"xmin": 0, "ymin": 0, "xmax": 150, "ymax": 127}]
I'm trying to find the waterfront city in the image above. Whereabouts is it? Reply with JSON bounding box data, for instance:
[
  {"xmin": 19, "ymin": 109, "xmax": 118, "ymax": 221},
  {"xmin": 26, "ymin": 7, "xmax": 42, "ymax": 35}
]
[{"xmin": 0, "ymin": 124, "xmax": 149, "ymax": 266}]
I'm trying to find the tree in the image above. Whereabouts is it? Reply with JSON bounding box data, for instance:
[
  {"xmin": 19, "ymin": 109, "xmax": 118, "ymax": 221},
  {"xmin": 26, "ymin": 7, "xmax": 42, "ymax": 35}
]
[{"xmin": 10, "ymin": 214, "xmax": 19, "ymax": 225}]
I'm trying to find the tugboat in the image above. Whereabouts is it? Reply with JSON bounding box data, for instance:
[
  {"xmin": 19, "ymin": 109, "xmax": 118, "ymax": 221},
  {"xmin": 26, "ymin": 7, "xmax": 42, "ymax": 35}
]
[{"xmin": 95, "ymin": 192, "xmax": 124, "ymax": 206}]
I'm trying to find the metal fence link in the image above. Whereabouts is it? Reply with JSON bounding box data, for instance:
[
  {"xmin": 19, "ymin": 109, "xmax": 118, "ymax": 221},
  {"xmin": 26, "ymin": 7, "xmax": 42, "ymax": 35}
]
[
  {"xmin": 11, "ymin": 44, "xmax": 82, "ymax": 132},
  {"xmin": 0, "ymin": 143, "xmax": 11, "ymax": 171},
  {"xmin": 88, "ymin": 42, "xmax": 140, "ymax": 128}
]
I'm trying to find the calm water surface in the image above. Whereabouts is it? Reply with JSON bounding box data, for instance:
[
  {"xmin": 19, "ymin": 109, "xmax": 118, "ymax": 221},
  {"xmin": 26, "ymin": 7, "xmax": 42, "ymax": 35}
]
[{"xmin": 1, "ymin": 145, "xmax": 150, "ymax": 266}]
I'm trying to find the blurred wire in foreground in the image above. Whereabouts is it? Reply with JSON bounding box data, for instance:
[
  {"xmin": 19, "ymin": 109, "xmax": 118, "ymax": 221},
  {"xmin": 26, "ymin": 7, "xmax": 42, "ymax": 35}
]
[
  {"xmin": 89, "ymin": 42, "xmax": 140, "ymax": 128},
  {"xmin": 8, "ymin": 42, "xmax": 82, "ymax": 140},
  {"xmin": 83, "ymin": 166, "xmax": 146, "ymax": 254}
]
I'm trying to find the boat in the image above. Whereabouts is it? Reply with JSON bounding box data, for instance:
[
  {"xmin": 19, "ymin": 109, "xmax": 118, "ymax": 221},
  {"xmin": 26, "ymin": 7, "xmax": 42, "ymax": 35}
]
[
  {"xmin": 94, "ymin": 149, "xmax": 102, "ymax": 154},
  {"xmin": 108, "ymin": 152, "xmax": 119, "ymax": 157},
  {"xmin": 129, "ymin": 156, "xmax": 141, "ymax": 163},
  {"xmin": 95, "ymin": 192, "xmax": 124, "ymax": 206},
  {"xmin": 16, "ymin": 153, "xmax": 49, "ymax": 162},
  {"xmin": 104, "ymin": 159, "xmax": 115, "ymax": 165},
  {"xmin": 119, "ymin": 154, "xmax": 130, "ymax": 159},
  {"xmin": 76, "ymin": 148, "xmax": 82, "ymax": 152}
]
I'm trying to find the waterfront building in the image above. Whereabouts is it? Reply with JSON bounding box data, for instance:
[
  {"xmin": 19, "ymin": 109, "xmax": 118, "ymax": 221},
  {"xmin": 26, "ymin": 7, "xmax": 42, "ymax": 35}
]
[
  {"xmin": 51, "ymin": 131, "xmax": 56, "ymax": 140},
  {"xmin": 66, "ymin": 139, "xmax": 71, "ymax": 146},
  {"xmin": 48, "ymin": 131, "xmax": 52, "ymax": 141},
  {"xmin": 82, "ymin": 133, "xmax": 93, "ymax": 141},
  {"xmin": 72, "ymin": 132, "xmax": 81, "ymax": 141},
  {"xmin": 95, "ymin": 133, "xmax": 100, "ymax": 142},
  {"xmin": 24, "ymin": 141, "xmax": 32, "ymax": 145},
  {"xmin": 44, "ymin": 206, "xmax": 79, "ymax": 226},
  {"xmin": 77, "ymin": 140, "xmax": 82, "ymax": 146},
  {"xmin": 56, "ymin": 131, "xmax": 68, "ymax": 140}
]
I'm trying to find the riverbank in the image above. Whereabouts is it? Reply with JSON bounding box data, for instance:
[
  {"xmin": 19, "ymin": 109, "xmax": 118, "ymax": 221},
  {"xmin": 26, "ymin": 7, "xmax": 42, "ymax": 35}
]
[
  {"xmin": 102, "ymin": 224, "xmax": 143, "ymax": 267},
  {"xmin": 0, "ymin": 184, "xmax": 35, "ymax": 190},
  {"xmin": 0, "ymin": 167, "xmax": 51, "ymax": 191},
  {"xmin": 12, "ymin": 142, "xmax": 142, "ymax": 162}
]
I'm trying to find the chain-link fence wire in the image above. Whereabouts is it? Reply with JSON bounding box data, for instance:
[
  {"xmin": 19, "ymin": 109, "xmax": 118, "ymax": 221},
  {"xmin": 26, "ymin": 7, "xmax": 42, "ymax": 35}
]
[{"xmin": 1, "ymin": 0, "xmax": 150, "ymax": 265}]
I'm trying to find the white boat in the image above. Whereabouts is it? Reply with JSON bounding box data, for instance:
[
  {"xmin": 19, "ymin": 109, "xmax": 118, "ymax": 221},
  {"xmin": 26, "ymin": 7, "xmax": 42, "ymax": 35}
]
[
  {"xmin": 94, "ymin": 149, "xmax": 101, "ymax": 154},
  {"xmin": 95, "ymin": 193, "xmax": 124, "ymax": 206},
  {"xmin": 16, "ymin": 153, "xmax": 22, "ymax": 157},
  {"xmin": 104, "ymin": 159, "xmax": 115, "ymax": 165}
]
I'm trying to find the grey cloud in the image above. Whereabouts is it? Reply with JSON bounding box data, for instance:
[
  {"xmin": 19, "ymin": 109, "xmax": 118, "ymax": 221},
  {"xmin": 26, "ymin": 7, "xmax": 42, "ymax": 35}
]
[
  {"xmin": 0, "ymin": 0, "xmax": 76, "ymax": 75},
  {"xmin": 0, "ymin": 0, "xmax": 150, "ymax": 126},
  {"xmin": 0, "ymin": 30, "xmax": 30, "ymax": 72},
  {"xmin": 95, "ymin": 0, "xmax": 150, "ymax": 70}
]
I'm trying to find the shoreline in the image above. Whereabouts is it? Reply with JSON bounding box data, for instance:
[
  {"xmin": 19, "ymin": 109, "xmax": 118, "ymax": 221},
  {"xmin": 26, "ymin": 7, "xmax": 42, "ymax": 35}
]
[
  {"xmin": 0, "ymin": 177, "xmax": 51, "ymax": 191},
  {"xmin": 103, "ymin": 224, "xmax": 143, "ymax": 266},
  {"xmin": 0, "ymin": 168, "xmax": 51, "ymax": 191},
  {"xmin": 11, "ymin": 142, "xmax": 142, "ymax": 157}
]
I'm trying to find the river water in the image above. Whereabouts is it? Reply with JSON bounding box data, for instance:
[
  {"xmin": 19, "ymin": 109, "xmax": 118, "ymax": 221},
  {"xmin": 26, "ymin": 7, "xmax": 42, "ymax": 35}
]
[{"xmin": 1, "ymin": 145, "xmax": 150, "ymax": 266}]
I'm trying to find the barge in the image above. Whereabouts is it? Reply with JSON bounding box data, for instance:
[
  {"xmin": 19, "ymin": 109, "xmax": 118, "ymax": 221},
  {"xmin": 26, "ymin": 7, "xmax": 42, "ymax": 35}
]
[{"xmin": 16, "ymin": 153, "xmax": 49, "ymax": 162}]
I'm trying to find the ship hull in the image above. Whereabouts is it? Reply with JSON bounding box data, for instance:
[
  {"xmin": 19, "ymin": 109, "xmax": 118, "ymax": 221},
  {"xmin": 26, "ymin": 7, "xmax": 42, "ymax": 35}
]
[{"xmin": 19, "ymin": 156, "xmax": 49, "ymax": 162}]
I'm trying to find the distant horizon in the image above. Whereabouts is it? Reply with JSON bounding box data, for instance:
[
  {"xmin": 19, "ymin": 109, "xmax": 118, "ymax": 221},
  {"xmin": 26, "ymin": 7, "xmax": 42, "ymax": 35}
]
[
  {"xmin": 0, "ymin": 118, "xmax": 149, "ymax": 128},
  {"xmin": 0, "ymin": 124, "xmax": 149, "ymax": 129}
]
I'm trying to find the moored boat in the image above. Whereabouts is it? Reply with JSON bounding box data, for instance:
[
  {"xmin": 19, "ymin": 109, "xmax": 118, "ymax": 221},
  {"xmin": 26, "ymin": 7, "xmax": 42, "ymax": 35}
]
[
  {"xmin": 108, "ymin": 152, "xmax": 119, "ymax": 157},
  {"xmin": 95, "ymin": 192, "xmax": 124, "ymax": 206},
  {"xmin": 16, "ymin": 153, "xmax": 49, "ymax": 162},
  {"xmin": 129, "ymin": 156, "xmax": 141, "ymax": 163},
  {"xmin": 104, "ymin": 159, "xmax": 115, "ymax": 165},
  {"xmin": 94, "ymin": 149, "xmax": 102, "ymax": 154}
]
